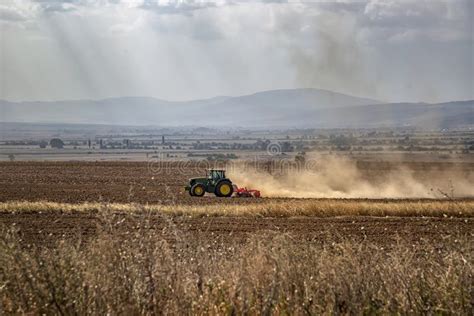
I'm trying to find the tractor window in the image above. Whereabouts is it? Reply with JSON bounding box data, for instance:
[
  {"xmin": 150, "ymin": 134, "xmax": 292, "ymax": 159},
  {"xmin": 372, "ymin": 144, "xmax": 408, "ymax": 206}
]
[{"xmin": 209, "ymin": 170, "xmax": 224, "ymax": 180}]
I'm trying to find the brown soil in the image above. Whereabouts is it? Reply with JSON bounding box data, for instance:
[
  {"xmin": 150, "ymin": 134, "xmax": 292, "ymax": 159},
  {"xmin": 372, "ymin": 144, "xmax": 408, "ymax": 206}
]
[
  {"xmin": 1, "ymin": 211, "xmax": 471, "ymax": 248},
  {"xmin": 1, "ymin": 161, "xmax": 473, "ymax": 204},
  {"xmin": 1, "ymin": 161, "xmax": 252, "ymax": 204},
  {"xmin": 1, "ymin": 161, "xmax": 472, "ymax": 248}
]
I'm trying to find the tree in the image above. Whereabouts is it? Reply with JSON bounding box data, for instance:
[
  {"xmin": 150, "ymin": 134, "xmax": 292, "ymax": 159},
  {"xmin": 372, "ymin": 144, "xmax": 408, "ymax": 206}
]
[
  {"xmin": 329, "ymin": 135, "xmax": 353, "ymax": 151},
  {"xmin": 295, "ymin": 152, "xmax": 306, "ymax": 165},
  {"xmin": 50, "ymin": 138, "xmax": 64, "ymax": 149},
  {"xmin": 281, "ymin": 141, "xmax": 293, "ymax": 152}
]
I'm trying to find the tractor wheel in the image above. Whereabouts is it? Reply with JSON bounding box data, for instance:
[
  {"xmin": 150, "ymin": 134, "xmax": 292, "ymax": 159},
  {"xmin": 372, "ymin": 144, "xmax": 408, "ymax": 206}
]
[
  {"xmin": 191, "ymin": 183, "xmax": 206, "ymax": 197},
  {"xmin": 215, "ymin": 181, "xmax": 233, "ymax": 197}
]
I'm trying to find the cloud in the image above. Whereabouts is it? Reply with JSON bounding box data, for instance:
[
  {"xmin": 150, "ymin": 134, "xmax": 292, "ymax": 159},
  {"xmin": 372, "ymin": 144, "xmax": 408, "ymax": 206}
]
[
  {"xmin": 361, "ymin": 0, "xmax": 472, "ymax": 42},
  {"xmin": 39, "ymin": 2, "xmax": 79, "ymax": 13},
  {"xmin": 0, "ymin": 1, "xmax": 40, "ymax": 22},
  {"xmin": 316, "ymin": 1, "xmax": 366, "ymax": 13},
  {"xmin": 0, "ymin": 5, "xmax": 28, "ymax": 21},
  {"xmin": 139, "ymin": 0, "xmax": 220, "ymax": 15},
  {"xmin": 273, "ymin": 0, "xmax": 473, "ymax": 101},
  {"xmin": 282, "ymin": 7, "xmax": 377, "ymax": 99},
  {"xmin": 0, "ymin": 0, "xmax": 472, "ymax": 103}
]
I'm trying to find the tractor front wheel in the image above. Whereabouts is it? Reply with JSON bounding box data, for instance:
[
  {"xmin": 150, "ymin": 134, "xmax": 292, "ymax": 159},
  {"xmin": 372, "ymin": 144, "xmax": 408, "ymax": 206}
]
[
  {"xmin": 215, "ymin": 181, "xmax": 233, "ymax": 197},
  {"xmin": 191, "ymin": 183, "xmax": 206, "ymax": 197}
]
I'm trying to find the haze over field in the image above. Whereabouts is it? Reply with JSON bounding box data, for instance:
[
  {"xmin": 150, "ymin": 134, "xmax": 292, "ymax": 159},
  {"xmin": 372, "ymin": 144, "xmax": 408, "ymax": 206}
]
[{"xmin": 1, "ymin": 89, "xmax": 473, "ymax": 128}]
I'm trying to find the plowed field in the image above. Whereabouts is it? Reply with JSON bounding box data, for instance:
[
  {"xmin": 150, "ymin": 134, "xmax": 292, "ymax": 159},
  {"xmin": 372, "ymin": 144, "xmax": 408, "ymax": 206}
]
[
  {"xmin": 0, "ymin": 161, "xmax": 472, "ymax": 248},
  {"xmin": 2, "ymin": 161, "xmax": 473, "ymax": 203}
]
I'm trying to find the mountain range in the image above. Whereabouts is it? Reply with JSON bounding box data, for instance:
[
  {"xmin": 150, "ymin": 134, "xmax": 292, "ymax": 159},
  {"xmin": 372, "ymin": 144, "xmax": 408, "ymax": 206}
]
[{"xmin": 1, "ymin": 89, "xmax": 472, "ymax": 129}]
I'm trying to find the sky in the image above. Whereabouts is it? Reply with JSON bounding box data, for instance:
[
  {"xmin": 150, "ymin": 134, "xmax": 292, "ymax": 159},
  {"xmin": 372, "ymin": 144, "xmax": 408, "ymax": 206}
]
[{"xmin": 0, "ymin": 0, "xmax": 472, "ymax": 103}]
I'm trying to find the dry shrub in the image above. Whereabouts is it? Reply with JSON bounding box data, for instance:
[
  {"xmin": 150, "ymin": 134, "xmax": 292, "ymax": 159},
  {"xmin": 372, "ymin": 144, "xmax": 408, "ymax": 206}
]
[{"xmin": 0, "ymin": 214, "xmax": 472, "ymax": 315}]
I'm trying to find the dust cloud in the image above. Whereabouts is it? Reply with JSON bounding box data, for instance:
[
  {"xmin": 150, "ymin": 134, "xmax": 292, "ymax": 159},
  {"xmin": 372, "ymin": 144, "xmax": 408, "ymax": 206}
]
[{"xmin": 228, "ymin": 156, "xmax": 474, "ymax": 199}]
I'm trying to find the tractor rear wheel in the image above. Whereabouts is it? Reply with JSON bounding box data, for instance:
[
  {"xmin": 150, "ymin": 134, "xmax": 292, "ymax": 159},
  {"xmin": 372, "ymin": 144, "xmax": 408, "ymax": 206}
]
[
  {"xmin": 215, "ymin": 181, "xmax": 233, "ymax": 197},
  {"xmin": 191, "ymin": 183, "xmax": 206, "ymax": 197}
]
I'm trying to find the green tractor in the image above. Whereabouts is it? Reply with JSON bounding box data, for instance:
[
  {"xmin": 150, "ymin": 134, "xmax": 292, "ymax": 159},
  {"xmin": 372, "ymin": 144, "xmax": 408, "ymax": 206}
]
[{"xmin": 185, "ymin": 169, "xmax": 234, "ymax": 197}]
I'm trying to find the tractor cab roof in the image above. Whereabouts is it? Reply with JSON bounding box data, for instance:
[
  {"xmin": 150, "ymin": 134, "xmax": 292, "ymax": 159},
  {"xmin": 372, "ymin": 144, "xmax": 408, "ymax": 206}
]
[{"xmin": 207, "ymin": 169, "xmax": 226, "ymax": 171}]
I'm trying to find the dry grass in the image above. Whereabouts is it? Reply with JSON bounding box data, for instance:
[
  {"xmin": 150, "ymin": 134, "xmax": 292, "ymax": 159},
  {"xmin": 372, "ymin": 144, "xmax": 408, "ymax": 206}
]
[
  {"xmin": 0, "ymin": 214, "xmax": 472, "ymax": 315},
  {"xmin": 0, "ymin": 199, "xmax": 473, "ymax": 217}
]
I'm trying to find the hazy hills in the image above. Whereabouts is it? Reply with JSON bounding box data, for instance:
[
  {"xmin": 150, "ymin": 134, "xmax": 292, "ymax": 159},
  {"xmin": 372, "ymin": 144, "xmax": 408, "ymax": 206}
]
[{"xmin": 0, "ymin": 89, "xmax": 472, "ymax": 129}]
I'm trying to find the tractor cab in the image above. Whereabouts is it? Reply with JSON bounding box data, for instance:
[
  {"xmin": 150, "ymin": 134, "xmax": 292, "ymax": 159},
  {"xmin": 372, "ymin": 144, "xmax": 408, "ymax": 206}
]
[
  {"xmin": 185, "ymin": 169, "xmax": 234, "ymax": 197},
  {"xmin": 208, "ymin": 169, "xmax": 226, "ymax": 181}
]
